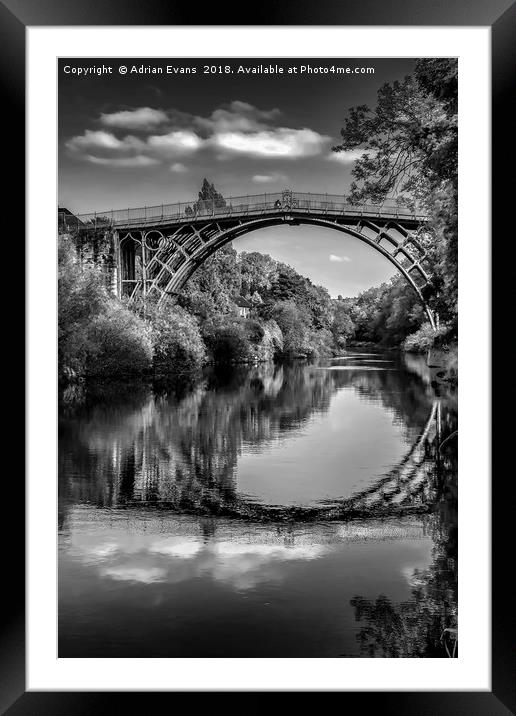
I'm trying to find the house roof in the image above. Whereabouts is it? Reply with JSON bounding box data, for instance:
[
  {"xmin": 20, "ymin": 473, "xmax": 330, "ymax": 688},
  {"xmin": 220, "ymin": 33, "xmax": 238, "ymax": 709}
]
[{"xmin": 234, "ymin": 295, "xmax": 253, "ymax": 308}]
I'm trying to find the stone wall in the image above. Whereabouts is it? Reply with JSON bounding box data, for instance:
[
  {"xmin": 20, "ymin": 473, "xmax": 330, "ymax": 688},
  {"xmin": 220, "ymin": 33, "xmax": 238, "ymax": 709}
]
[{"xmin": 60, "ymin": 229, "xmax": 118, "ymax": 295}]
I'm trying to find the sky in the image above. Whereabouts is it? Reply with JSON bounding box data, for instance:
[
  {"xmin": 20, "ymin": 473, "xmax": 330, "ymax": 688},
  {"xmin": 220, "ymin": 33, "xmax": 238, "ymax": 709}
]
[{"xmin": 58, "ymin": 58, "xmax": 416, "ymax": 297}]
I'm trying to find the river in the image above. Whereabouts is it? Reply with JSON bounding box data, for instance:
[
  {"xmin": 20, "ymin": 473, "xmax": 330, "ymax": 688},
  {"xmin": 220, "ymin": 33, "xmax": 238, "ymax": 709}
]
[{"xmin": 58, "ymin": 350, "xmax": 457, "ymax": 657}]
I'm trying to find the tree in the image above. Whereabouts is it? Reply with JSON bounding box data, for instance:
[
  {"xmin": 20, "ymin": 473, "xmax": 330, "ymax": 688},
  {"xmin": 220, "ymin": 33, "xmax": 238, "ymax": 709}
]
[
  {"xmin": 271, "ymin": 300, "xmax": 310, "ymax": 357},
  {"xmin": 306, "ymin": 282, "xmax": 334, "ymax": 331},
  {"xmin": 178, "ymin": 243, "xmax": 240, "ymax": 319},
  {"xmin": 333, "ymin": 60, "xmax": 457, "ymax": 205},
  {"xmin": 86, "ymin": 303, "xmax": 153, "ymax": 377},
  {"xmin": 143, "ymin": 298, "xmax": 206, "ymax": 375},
  {"xmin": 332, "ymin": 59, "xmax": 458, "ymax": 324},
  {"xmin": 58, "ymin": 235, "xmax": 107, "ymax": 379},
  {"xmin": 193, "ymin": 178, "xmax": 227, "ymax": 213},
  {"xmin": 203, "ymin": 316, "xmax": 252, "ymax": 364},
  {"xmin": 332, "ymin": 301, "xmax": 355, "ymax": 348},
  {"xmin": 239, "ymin": 251, "xmax": 278, "ymax": 296},
  {"xmin": 337, "ymin": 276, "xmax": 426, "ymax": 346}
]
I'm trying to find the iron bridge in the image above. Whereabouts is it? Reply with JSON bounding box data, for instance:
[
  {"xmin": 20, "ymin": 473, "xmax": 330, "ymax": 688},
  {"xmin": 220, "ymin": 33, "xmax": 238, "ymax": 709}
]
[{"xmin": 60, "ymin": 189, "xmax": 434, "ymax": 327}]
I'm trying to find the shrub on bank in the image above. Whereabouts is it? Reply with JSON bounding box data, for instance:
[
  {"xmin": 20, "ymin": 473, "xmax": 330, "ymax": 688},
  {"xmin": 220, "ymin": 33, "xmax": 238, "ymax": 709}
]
[
  {"xmin": 252, "ymin": 319, "xmax": 283, "ymax": 362},
  {"xmin": 59, "ymin": 235, "xmax": 153, "ymax": 380},
  {"xmin": 85, "ymin": 302, "xmax": 153, "ymax": 377},
  {"xmin": 270, "ymin": 300, "xmax": 310, "ymax": 358},
  {"xmin": 201, "ymin": 315, "xmax": 280, "ymax": 364},
  {"xmin": 202, "ymin": 317, "xmax": 252, "ymax": 364},
  {"xmin": 58, "ymin": 236, "xmax": 109, "ymax": 380},
  {"xmin": 305, "ymin": 328, "xmax": 335, "ymax": 360},
  {"xmin": 144, "ymin": 299, "xmax": 207, "ymax": 375},
  {"xmin": 402, "ymin": 323, "xmax": 451, "ymax": 353}
]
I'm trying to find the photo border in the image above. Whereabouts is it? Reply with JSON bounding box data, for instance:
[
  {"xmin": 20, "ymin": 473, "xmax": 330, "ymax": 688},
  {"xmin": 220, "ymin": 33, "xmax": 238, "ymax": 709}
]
[{"xmin": 3, "ymin": 0, "xmax": 510, "ymax": 710}]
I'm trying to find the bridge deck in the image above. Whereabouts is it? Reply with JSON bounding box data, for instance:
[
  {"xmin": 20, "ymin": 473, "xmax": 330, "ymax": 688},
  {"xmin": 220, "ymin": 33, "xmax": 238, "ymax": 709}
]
[{"xmin": 59, "ymin": 191, "xmax": 428, "ymax": 231}]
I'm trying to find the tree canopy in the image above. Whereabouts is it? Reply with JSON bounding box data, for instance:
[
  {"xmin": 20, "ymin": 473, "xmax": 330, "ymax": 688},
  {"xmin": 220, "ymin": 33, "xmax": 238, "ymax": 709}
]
[
  {"xmin": 333, "ymin": 59, "xmax": 458, "ymax": 325},
  {"xmin": 193, "ymin": 178, "xmax": 227, "ymax": 212}
]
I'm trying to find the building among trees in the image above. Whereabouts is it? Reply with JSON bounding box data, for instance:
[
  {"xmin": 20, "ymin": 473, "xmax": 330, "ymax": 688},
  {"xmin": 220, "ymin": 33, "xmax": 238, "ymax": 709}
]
[{"xmin": 234, "ymin": 295, "xmax": 253, "ymax": 318}]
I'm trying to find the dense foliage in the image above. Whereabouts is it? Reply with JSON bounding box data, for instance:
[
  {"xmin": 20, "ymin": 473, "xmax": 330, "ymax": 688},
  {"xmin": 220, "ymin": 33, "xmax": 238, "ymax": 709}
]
[
  {"xmin": 142, "ymin": 298, "xmax": 207, "ymax": 374},
  {"xmin": 336, "ymin": 275, "xmax": 426, "ymax": 346},
  {"xmin": 332, "ymin": 58, "xmax": 458, "ymax": 329},
  {"xmin": 58, "ymin": 237, "xmax": 153, "ymax": 380},
  {"xmin": 59, "ymin": 237, "xmax": 203, "ymax": 381}
]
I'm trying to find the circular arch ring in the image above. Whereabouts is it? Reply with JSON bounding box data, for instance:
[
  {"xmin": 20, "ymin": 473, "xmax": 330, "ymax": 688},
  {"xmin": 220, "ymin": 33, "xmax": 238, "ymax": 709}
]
[{"xmin": 157, "ymin": 215, "xmax": 436, "ymax": 329}]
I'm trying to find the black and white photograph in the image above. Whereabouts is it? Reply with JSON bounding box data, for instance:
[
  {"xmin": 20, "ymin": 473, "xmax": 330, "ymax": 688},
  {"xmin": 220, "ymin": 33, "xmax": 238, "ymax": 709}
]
[{"xmin": 57, "ymin": 57, "xmax": 458, "ymax": 659}]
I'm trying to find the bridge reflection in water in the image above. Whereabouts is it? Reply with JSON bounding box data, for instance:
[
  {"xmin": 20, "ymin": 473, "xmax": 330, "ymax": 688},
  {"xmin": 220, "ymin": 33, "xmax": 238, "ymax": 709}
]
[
  {"xmin": 59, "ymin": 359, "xmax": 444, "ymax": 524},
  {"xmin": 58, "ymin": 353, "xmax": 457, "ymax": 657}
]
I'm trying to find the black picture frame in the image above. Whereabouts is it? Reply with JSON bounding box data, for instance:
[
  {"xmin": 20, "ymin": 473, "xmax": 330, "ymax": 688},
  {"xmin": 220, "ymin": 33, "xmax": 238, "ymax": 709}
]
[{"xmin": 4, "ymin": 0, "xmax": 510, "ymax": 710}]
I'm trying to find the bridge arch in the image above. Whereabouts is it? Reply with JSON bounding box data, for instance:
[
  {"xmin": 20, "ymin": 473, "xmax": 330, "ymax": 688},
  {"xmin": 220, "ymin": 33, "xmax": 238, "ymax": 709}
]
[{"xmin": 160, "ymin": 215, "xmax": 435, "ymax": 328}]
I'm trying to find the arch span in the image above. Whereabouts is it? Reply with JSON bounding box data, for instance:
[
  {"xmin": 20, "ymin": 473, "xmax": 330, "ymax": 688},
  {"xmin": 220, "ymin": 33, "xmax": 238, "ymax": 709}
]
[
  {"xmin": 116, "ymin": 210, "xmax": 435, "ymax": 329},
  {"xmin": 170, "ymin": 216, "xmax": 434, "ymax": 327}
]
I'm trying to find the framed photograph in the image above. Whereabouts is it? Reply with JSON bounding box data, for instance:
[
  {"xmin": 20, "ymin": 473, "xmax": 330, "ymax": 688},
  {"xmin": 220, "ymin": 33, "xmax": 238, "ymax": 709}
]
[{"xmin": 4, "ymin": 0, "xmax": 510, "ymax": 709}]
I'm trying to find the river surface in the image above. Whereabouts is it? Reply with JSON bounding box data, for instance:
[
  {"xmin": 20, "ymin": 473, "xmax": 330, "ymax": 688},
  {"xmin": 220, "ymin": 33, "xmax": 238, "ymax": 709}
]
[{"xmin": 58, "ymin": 351, "xmax": 458, "ymax": 657}]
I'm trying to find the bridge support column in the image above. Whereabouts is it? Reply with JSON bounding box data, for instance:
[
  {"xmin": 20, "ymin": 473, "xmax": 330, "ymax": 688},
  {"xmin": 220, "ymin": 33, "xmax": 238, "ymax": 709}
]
[
  {"xmin": 426, "ymin": 306, "xmax": 437, "ymax": 332},
  {"xmin": 112, "ymin": 230, "xmax": 121, "ymax": 298},
  {"xmin": 141, "ymin": 235, "xmax": 147, "ymax": 298}
]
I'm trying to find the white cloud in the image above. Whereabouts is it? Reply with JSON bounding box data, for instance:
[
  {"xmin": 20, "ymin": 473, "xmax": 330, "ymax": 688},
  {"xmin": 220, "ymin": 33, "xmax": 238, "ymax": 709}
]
[
  {"xmin": 213, "ymin": 542, "xmax": 327, "ymax": 560},
  {"xmin": 100, "ymin": 565, "xmax": 167, "ymax": 583},
  {"xmin": 147, "ymin": 130, "xmax": 203, "ymax": 154},
  {"xmin": 66, "ymin": 130, "xmax": 143, "ymax": 152},
  {"xmin": 329, "ymin": 254, "xmax": 351, "ymax": 263},
  {"xmin": 149, "ymin": 538, "xmax": 202, "ymax": 559},
  {"xmin": 67, "ymin": 127, "xmax": 201, "ymax": 166},
  {"xmin": 213, "ymin": 128, "xmax": 329, "ymax": 159},
  {"xmin": 252, "ymin": 172, "xmax": 287, "ymax": 184},
  {"xmin": 327, "ymin": 149, "xmax": 365, "ymax": 163},
  {"xmin": 195, "ymin": 100, "xmax": 281, "ymax": 135},
  {"xmin": 100, "ymin": 107, "xmax": 168, "ymax": 129},
  {"xmin": 81, "ymin": 154, "xmax": 159, "ymax": 167},
  {"xmin": 66, "ymin": 101, "xmax": 330, "ymax": 168}
]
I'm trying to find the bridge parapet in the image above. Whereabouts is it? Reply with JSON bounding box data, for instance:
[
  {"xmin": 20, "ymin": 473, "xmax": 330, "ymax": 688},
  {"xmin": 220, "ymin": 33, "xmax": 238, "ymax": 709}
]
[{"xmin": 58, "ymin": 190, "xmax": 428, "ymax": 232}]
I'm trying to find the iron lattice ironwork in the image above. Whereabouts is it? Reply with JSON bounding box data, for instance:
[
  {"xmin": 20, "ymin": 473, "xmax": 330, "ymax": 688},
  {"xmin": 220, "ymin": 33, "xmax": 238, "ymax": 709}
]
[{"xmin": 61, "ymin": 190, "xmax": 435, "ymax": 327}]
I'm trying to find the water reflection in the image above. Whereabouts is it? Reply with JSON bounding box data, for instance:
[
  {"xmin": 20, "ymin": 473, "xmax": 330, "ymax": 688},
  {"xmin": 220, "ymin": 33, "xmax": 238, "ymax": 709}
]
[
  {"xmin": 347, "ymin": 397, "xmax": 458, "ymax": 658},
  {"xmin": 59, "ymin": 356, "xmax": 441, "ymax": 522},
  {"xmin": 59, "ymin": 507, "xmax": 441, "ymax": 657},
  {"xmin": 58, "ymin": 352, "xmax": 457, "ymax": 657}
]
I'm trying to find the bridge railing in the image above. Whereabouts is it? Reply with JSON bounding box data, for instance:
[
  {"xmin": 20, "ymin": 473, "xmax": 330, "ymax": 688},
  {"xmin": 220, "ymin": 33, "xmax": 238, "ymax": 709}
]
[{"xmin": 60, "ymin": 192, "xmax": 426, "ymax": 231}]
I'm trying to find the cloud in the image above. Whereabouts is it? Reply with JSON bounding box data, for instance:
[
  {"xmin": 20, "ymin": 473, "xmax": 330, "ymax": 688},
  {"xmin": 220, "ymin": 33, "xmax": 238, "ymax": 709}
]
[
  {"xmin": 213, "ymin": 542, "xmax": 327, "ymax": 560},
  {"xmin": 66, "ymin": 101, "xmax": 330, "ymax": 168},
  {"xmin": 66, "ymin": 128, "xmax": 200, "ymax": 166},
  {"xmin": 196, "ymin": 100, "xmax": 281, "ymax": 134},
  {"xmin": 100, "ymin": 107, "xmax": 168, "ymax": 129},
  {"xmin": 66, "ymin": 129, "xmax": 144, "ymax": 152},
  {"xmin": 149, "ymin": 538, "xmax": 202, "ymax": 559},
  {"xmin": 213, "ymin": 128, "xmax": 329, "ymax": 159},
  {"xmin": 99, "ymin": 565, "xmax": 167, "ymax": 583},
  {"xmin": 252, "ymin": 172, "xmax": 287, "ymax": 184},
  {"xmin": 170, "ymin": 162, "xmax": 187, "ymax": 173},
  {"xmin": 327, "ymin": 149, "xmax": 365, "ymax": 163},
  {"xmin": 206, "ymin": 542, "xmax": 330, "ymax": 591},
  {"xmin": 147, "ymin": 129, "xmax": 203, "ymax": 155},
  {"xmin": 66, "ymin": 526, "xmax": 334, "ymax": 593},
  {"xmin": 81, "ymin": 154, "xmax": 160, "ymax": 167},
  {"xmin": 329, "ymin": 254, "xmax": 351, "ymax": 262}
]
